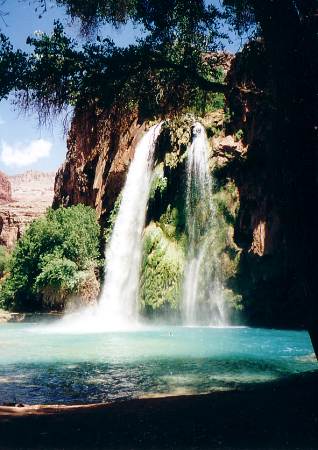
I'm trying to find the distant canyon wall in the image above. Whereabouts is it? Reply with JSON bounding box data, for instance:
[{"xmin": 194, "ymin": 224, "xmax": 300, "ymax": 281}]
[
  {"xmin": 0, "ymin": 172, "xmax": 12, "ymax": 204},
  {"xmin": 0, "ymin": 171, "xmax": 55, "ymax": 249}
]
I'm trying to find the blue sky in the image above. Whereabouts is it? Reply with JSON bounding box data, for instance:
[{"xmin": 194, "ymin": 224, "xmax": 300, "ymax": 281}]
[{"xmin": 0, "ymin": 1, "xmax": 243, "ymax": 175}]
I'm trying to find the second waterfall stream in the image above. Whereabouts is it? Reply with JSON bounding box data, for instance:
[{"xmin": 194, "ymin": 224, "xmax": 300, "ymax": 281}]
[{"xmin": 182, "ymin": 122, "xmax": 227, "ymax": 326}]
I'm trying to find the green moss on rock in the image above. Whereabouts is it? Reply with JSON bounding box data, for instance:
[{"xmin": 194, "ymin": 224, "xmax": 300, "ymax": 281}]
[
  {"xmin": 159, "ymin": 115, "xmax": 193, "ymax": 169},
  {"xmin": 140, "ymin": 220, "xmax": 185, "ymax": 314}
]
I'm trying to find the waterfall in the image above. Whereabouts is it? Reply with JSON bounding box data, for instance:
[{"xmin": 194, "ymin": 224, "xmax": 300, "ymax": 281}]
[
  {"xmin": 98, "ymin": 123, "xmax": 162, "ymax": 329},
  {"xmin": 52, "ymin": 123, "xmax": 162, "ymax": 333},
  {"xmin": 183, "ymin": 122, "xmax": 227, "ymax": 326}
]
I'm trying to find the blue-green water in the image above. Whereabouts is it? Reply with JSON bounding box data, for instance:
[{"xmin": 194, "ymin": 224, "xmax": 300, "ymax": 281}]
[{"xmin": 0, "ymin": 324, "xmax": 316, "ymax": 404}]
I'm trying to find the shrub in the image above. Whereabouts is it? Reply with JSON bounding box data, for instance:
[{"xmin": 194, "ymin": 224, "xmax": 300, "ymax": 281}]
[{"xmin": 0, "ymin": 205, "xmax": 101, "ymax": 311}]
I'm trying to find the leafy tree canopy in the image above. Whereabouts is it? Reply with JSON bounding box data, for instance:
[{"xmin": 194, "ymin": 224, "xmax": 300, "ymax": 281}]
[
  {"xmin": 1, "ymin": 0, "xmax": 317, "ymax": 118},
  {"xmin": 0, "ymin": 245, "xmax": 9, "ymax": 277},
  {"xmin": 0, "ymin": 0, "xmax": 229, "ymax": 119}
]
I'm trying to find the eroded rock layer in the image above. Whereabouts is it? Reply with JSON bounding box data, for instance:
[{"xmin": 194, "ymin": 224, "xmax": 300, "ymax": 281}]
[
  {"xmin": 0, "ymin": 171, "xmax": 12, "ymax": 204},
  {"xmin": 0, "ymin": 171, "xmax": 55, "ymax": 249}
]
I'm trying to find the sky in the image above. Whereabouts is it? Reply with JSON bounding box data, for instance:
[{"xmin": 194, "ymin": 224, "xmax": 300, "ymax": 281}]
[{"xmin": 0, "ymin": 0, "xmax": 243, "ymax": 176}]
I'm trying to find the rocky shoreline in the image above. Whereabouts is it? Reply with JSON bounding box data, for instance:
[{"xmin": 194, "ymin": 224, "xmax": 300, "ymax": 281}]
[{"xmin": 0, "ymin": 309, "xmax": 62, "ymax": 323}]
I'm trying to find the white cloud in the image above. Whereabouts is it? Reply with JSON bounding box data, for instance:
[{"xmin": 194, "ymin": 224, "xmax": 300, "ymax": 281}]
[
  {"xmin": 0, "ymin": 117, "xmax": 5, "ymax": 125},
  {"xmin": 1, "ymin": 139, "xmax": 52, "ymax": 168}
]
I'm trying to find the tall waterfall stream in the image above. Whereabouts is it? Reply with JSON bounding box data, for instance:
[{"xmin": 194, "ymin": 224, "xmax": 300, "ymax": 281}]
[
  {"xmin": 98, "ymin": 123, "xmax": 162, "ymax": 328},
  {"xmin": 55, "ymin": 123, "xmax": 162, "ymax": 332}
]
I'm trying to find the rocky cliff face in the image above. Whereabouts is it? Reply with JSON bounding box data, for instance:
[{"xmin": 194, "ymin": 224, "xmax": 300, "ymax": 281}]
[
  {"xmin": 0, "ymin": 171, "xmax": 55, "ymax": 249},
  {"xmin": 217, "ymin": 41, "xmax": 306, "ymax": 327},
  {"xmin": 0, "ymin": 172, "xmax": 12, "ymax": 204},
  {"xmin": 53, "ymin": 107, "xmax": 146, "ymax": 226}
]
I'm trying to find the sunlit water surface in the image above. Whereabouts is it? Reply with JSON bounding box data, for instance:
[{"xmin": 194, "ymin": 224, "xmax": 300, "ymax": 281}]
[{"xmin": 0, "ymin": 324, "xmax": 316, "ymax": 404}]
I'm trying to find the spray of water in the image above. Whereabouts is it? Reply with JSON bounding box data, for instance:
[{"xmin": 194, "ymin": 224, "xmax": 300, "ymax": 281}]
[{"xmin": 183, "ymin": 122, "xmax": 227, "ymax": 326}]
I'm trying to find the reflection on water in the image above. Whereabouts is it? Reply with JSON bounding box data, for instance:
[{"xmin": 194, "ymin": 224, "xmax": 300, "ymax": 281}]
[{"xmin": 0, "ymin": 324, "xmax": 316, "ymax": 404}]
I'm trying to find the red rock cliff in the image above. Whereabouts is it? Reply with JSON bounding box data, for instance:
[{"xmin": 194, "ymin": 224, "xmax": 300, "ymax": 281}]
[{"xmin": 53, "ymin": 107, "xmax": 146, "ymax": 225}]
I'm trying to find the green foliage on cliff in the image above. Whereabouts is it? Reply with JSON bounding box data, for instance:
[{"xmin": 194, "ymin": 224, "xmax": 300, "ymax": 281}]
[
  {"xmin": 104, "ymin": 194, "xmax": 122, "ymax": 245},
  {"xmin": 0, "ymin": 205, "xmax": 101, "ymax": 311},
  {"xmin": 140, "ymin": 218, "xmax": 185, "ymax": 315},
  {"xmin": 142, "ymin": 174, "xmax": 242, "ymax": 317},
  {"xmin": 160, "ymin": 116, "xmax": 192, "ymax": 168},
  {"xmin": 141, "ymin": 117, "xmax": 242, "ymax": 318},
  {"xmin": 140, "ymin": 121, "xmax": 188, "ymax": 314},
  {"xmin": 149, "ymin": 163, "xmax": 168, "ymax": 200}
]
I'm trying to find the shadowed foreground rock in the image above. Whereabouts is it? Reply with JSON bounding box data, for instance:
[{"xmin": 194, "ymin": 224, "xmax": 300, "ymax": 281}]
[{"xmin": 0, "ymin": 371, "xmax": 317, "ymax": 450}]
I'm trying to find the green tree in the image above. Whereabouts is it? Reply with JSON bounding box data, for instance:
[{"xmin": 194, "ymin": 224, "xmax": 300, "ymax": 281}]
[
  {"xmin": 0, "ymin": 205, "xmax": 101, "ymax": 311},
  {"xmin": 0, "ymin": 1, "xmax": 227, "ymax": 119}
]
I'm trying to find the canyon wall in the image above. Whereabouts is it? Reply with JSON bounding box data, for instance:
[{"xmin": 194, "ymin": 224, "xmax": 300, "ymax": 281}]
[
  {"xmin": 0, "ymin": 171, "xmax": 55, "ymax": 249},
  {"xmin": 53, "ymin": 108, "xmax": 146, "ymax": 226},
  {"xmin": 221, "ymin": 41, "xmax": 309, "ymax": 328},
  {"xmin": 0, "ymin": 171, "xmax": 12, "ymax": 204}
]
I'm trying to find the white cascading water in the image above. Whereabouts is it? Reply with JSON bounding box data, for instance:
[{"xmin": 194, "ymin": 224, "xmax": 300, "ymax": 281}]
[
  {"xmin": 183, "ymin": 122, "xmax": 227, "ymax": 326},
  {"xmin": 98, "ymin": 123, "xmax": 162, "ymax": 329},
  {"xmin": 52, "ymin": 123, "xmax": 162, "ymax": 333}
]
